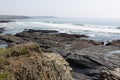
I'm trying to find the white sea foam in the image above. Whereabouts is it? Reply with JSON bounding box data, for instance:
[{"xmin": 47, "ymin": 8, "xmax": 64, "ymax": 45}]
[
  {"xmin": 1, "ymin": 21, "xmax": 120, "ymax": 35},
  {"xmin": 0, "ymin": 21, "xmax": 120, "ymax": 41},
  {"xmin": 28, "ymin": 22, "xmax": 120, "ymax": 33},
  {"xmin": 105, "ymin": 50, "xmax": 120, "ymax": 60}
]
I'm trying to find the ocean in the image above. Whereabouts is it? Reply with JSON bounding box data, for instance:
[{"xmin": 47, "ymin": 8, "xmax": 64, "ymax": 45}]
[{"xmin": 0, "ymin": 17, "xmax": 120, "ymax": 42}]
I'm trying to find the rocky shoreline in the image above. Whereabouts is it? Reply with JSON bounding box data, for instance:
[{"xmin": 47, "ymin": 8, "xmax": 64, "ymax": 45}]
[
  {"xmin": 0, "ymin": 29, "xmax": 120, "ymax": 80},
  {"xmin": 0, "ymin": 20, "xmax": 14, "ymax": 23},
  {"xmin": 0, "ymin": 20, "xmax": 14, "ymax": 34}
]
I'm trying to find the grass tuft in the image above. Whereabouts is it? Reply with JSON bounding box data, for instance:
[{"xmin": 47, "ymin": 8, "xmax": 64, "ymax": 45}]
[
  {"xmin": 0, "ymin": 57, "xmax": 9, "ymax": 68},
  {"xmin": 0, "ymin": 72, "xmax": 11, "ymax": 80},
  {"xmin": 4, "ymin": 42, "xmax": 41, "ymax": 57}
]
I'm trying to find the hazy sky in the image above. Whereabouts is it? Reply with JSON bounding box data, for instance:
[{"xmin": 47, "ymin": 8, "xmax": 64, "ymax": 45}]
[{"xmin": 0, "ymin": 0, "xmax": 120, "ymax": 18}]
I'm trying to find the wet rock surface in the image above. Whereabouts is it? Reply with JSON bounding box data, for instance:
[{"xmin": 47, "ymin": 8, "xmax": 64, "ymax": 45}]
[
  {"xmin": 0, "ymin": 34, "xmax": 24, "ymax": 43},
  {"xmin": 111, "ymin": 40, "xmax": 120, "ymax": 47},
  {"xmin": 0, "ymin": 29, "xmax": 120, "ymax": 80},
  {"xmin": 0, "ymin": 20, "xmax": 14, "ymax": 23},
  {"xmin": 0, "ymin": 28, "xmax": 5, "ymax": 33}
]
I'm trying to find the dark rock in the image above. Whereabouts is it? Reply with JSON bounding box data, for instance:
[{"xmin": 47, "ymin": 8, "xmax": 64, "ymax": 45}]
[
  {"xmin": 0, "ymin": 39, "xmax": 6, "ymax": 44},
  {"xmin": 0, "ymin": 20, "xmax": 14, "ymax": 23},
  {"xmin": 0, "ymin": 29, "xmax": 113, "ymax": 80},
  {"xmin": 0, "ymin": 34, "xmax": 24, "ymax": 44},
  {"xmin": 66, "ymin": 54, "xmax": 103, "ymax": 69},
  {"xmin": 72, "ymin": 72, "xmax": 93, "ymax": 80},
  {"xmin": 0, "ymin": 30, "xmax": 102, "ymax": 60},
  {"xmin": 105, "ymin": 42, "xmax": 112, "ymax": 46},
  {"xmin": 66, "ymin": 54, "xmax": 104, "ymax": 79},
  {"xmin": 111, "ymin": 40, "xmax": 120, "ymax": 47},
  {"xmin": 24, "ymin": 28, "xmax": 27, "ymax": 31},
  {"xmin": 0, "ymin": 27, "xmax": 5, "ymax": 33},
  {"xmin": 57, "ymin": 33, "xmax": 88, "ymax": 38},
  {"xmin": 13, "ymin": 29, "xmax": 101, "ymax": 57},
  {"xmin": 66, "ymin": 52, "xmax": 120, "ymax": 80},
  {"xmin": 27, "ymin": 29, "xmax": 58, "ymax": 34}
]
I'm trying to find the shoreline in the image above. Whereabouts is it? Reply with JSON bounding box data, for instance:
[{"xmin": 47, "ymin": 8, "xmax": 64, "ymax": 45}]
[
  {"xmin": 0, "ymin": 20, "xmax": 14, "ymax": 23},
  {"xmin": 0, "ymin": 29, "xmax": 120, "ymax": 79},
  {"xmin": 0, "ymin": 27, "xmax": 119, "ymax": 47}
]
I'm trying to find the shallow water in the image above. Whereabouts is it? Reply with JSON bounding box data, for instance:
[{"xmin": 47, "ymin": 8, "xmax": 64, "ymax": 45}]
[
  {"xmin": 105, "ymin": 50, "xmax": 120, "ymax": 60},
  {"xmin": 0, "ymin": 44, "xmax": 8, "ymax": 48}
]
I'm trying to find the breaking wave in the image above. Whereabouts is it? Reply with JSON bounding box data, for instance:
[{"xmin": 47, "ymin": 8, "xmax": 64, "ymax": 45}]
[{"xmin": 1, "ymin": 21, "xmax": 120, "ymax": 41}]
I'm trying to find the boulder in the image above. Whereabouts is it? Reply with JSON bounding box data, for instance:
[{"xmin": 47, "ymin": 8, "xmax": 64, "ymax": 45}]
[
  {"xmin": 101, "ymin": 68, "xmax": 120, "ymax": 80},
  {"xmin": 0, "ymin": 20, "xmax": 14, "ymax": 23}
]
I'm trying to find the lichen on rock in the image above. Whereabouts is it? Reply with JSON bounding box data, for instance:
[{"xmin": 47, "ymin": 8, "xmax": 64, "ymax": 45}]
[
  {"xmin": 101, "ymin": 68, "xmax": 120, "ymax": 80},
  {"xmin": 0, "ymin": 42, "xmax": 72, "ymax": 80}
]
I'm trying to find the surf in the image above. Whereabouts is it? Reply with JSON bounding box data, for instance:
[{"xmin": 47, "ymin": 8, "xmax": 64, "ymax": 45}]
[{"xmin": 28, "ymin": 22, "xmax": 120, "ymax": 34}]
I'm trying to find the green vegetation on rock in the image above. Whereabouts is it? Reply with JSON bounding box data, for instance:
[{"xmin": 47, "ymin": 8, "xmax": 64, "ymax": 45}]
[
  {"xmin": 0, "ymin": 42, "xmax": 72, "ymax": 80},
  {"xmin": 0, "ymin": 48, "xmax": 5, "ymax": 55},
  {"xmin": 3, "ymin": 42, "xmax": 40, "ymax": 57},
  {"xmin": 0, "ymin": 57, "xmax": 8, "ymax": 68},
  {"xmin": 0, "ymin": 72, "xmax": 11, "ymax": 80}
]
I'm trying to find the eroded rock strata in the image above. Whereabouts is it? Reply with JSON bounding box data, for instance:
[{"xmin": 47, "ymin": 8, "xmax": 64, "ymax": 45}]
[{"xmin": 0, "ymin": 29, "xmax": 120, "ymax": 80}]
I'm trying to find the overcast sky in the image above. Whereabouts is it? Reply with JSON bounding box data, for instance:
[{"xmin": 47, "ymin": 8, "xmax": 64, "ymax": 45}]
[{"xmin": 0, "ymin": 0, "xmax": 120, "ymax": 18}]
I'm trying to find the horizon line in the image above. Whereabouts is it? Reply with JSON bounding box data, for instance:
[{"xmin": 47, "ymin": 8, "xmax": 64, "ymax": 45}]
[{"xmin": 1, "ymin": 15, "xmax": 120, "ymax": 19}]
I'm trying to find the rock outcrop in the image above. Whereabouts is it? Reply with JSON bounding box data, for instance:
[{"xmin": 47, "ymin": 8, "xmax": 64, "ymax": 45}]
[
  {"xmin": 0, "ymin": 29, "xmax": 102, "ymax": 57},
  {"xmin": 101, "ymin": 68, "xmax": 120, "ymax": 80},
  {"xmin": 0, "ymin": 34, "xmax": 24, "ymax": 43},
  {"xmin": 111, "ymin": 40, "xmax": 120, "ymax": 47},
  {"xmin": 0, "ymin": 20, "xmax": 14, "ymax": 23},
  {"xmin": 66, "ymin": 45, "xmax": 120, "ymax": 80},
  {"xmin": 0, "ymin": 28, "xmax": 5, "ymax": 33},
  {"xmin": 0, "ymin": 42, "xmax": 72, "ymax": 80},
  {"xmin": 0, "ymin": 29, "xmax": 120, "ymax": 80}
]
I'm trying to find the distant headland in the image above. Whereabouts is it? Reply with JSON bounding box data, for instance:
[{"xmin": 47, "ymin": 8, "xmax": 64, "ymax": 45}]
[
  {"xmin": 0, "ymin": 15, "xmax": 30, "ymax": 19},
  {"xmin": 0, "ymin": 15, "xmax": 59, "ymax": 19}
]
